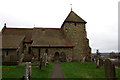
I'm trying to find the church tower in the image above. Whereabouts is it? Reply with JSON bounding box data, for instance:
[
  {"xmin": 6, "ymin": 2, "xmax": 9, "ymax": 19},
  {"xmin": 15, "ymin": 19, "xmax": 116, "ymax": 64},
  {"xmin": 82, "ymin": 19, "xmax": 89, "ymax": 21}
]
[{"xmin": 61, "ymin": 11, "xmax": 91, "ymax": 61}]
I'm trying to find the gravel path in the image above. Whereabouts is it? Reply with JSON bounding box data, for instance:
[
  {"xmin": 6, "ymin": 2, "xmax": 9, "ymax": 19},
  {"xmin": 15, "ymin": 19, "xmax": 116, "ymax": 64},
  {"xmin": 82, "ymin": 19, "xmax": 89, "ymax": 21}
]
[{"xmin": 50, "ymin": 63, "xmax": 64, "ymax": 78}]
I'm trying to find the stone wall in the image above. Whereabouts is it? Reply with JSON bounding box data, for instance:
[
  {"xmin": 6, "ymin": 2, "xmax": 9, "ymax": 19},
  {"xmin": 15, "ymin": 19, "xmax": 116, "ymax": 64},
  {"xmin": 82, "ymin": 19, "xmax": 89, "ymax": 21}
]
[
  {"xmin": 2, "ymin": 41, "xmax": 24, "ymax": 62},
  {"xmin": 62, "ymin": 22, "xmax": 91, "ymax": 61},
  {"xmin": 2, "ymin": 50, "xmax": 18, "ymax": 62},
  {"xmin": 32, "ymin": 47, "xmax": 73, "ymax": 62}
]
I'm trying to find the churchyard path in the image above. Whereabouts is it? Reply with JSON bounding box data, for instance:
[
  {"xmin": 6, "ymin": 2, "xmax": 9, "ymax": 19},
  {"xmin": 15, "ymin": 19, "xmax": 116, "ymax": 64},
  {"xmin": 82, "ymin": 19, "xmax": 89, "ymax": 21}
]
[{"xmin": 50, "ymin": 62, "xmax": 64, "ymax": 78}]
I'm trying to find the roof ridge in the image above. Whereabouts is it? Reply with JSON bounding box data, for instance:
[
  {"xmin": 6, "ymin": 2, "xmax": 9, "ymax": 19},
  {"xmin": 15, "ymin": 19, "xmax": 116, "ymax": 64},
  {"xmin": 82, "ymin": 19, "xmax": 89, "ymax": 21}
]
[
  {"xmin": 34, "ymin": 27, "xmax": 61, "ymax": 30},
  {"xmin": 64, "ymin": 10, "xmax": 86, "ymax": 23},
  {"xmin": 5, "ymin": 27, "xmax": 33, "ymax": 30}
]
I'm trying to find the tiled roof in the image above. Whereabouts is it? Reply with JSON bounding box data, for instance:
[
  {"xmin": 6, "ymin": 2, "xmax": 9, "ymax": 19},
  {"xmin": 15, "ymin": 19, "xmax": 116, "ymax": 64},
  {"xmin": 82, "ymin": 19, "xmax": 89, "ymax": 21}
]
[
  {"xmin": 2, "ymin": 35, "xmax": 25, "ymax": 49},
  {"xmin": 2, "ymin": 28, "xmax": 33, "ymax": 42},
  {"xmin": 31, "ymin": 28, "xmax": 73, "ymax": 47},
  {"xmin": 64, "ymin": 11, "xmax": 86, "ymax": 23},
  {"xmin": 2, "ymin": 27, "xmax": 74, "ymax": 48}
]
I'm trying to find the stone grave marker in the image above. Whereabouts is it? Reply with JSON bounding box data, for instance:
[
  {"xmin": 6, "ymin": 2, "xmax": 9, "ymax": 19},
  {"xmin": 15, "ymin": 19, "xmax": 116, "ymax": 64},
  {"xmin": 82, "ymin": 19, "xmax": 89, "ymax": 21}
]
[
  {"xmin": 23, "ymin": 62, "xmax": 32, "ymax": 80},
  {"xmin": 96, "ymin": 58, "xmax": 100, "ymax": 68},
  {"xmin": 39, "ymin": 57, "xmax": 42, "ymax": 70},
  {"xmin": 104, "ymin": 59, "xmax": 116, "ymax": 80},
  {"xmin": 81, "ymin": 56, "xmax": 86, "ymax": 64}
]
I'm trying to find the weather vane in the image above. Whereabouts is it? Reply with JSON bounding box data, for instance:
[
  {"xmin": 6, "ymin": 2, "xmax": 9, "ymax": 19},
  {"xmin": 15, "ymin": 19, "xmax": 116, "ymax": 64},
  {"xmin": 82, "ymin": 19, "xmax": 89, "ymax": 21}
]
[
  {"xmin": 70, "ymin": 4, "xmax": 72, "ymax": 11},
  {"xmin": 34, "ymin": 24, "xmax": 35, "ymax": 27}
]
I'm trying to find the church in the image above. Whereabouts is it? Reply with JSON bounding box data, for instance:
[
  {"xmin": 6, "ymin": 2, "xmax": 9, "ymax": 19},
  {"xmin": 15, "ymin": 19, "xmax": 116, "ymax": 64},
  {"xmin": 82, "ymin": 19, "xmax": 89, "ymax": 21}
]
[{"xmin": 1, "ymin": 10, "xmax": 91, "ymax": 64}]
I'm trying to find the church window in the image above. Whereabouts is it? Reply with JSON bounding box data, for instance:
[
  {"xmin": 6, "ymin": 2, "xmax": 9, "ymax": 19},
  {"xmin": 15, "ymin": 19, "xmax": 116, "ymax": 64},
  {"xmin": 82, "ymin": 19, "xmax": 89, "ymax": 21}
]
[
  {"xmin": 74, "ymin": 23, "xmax": 77, "ymax": 26},
  {"xmin": 6, "ymin": 51, "xmax": 8, "ymax": 56},
  {"xmin": 65, "ymin": 29, "xmax": 68, "ymax": 32},
  {"xmin": 46, "ymin": 49, "xmax": 48, "ymax": 54}
]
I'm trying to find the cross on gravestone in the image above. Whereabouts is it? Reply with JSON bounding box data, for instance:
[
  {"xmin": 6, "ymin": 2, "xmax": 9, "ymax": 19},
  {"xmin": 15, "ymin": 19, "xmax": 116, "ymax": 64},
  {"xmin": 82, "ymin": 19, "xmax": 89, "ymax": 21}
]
[{"xmin": 104, "ymin": 59, "xmax": 116, "ymax": 80}]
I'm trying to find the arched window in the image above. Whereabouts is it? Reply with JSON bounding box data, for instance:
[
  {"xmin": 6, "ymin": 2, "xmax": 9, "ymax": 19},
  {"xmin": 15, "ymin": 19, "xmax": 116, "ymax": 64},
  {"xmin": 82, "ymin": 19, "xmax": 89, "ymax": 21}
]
[{"xmin": 55, "ymin": 52, "xmax": 59, "ymax": 57}]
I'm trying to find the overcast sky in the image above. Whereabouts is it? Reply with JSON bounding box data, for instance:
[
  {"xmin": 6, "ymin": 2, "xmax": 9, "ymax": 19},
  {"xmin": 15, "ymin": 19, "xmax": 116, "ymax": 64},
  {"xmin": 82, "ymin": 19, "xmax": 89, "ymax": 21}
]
[{"xmin": 0, "ymin": 0, "xmax": 119, "ymax": 53}]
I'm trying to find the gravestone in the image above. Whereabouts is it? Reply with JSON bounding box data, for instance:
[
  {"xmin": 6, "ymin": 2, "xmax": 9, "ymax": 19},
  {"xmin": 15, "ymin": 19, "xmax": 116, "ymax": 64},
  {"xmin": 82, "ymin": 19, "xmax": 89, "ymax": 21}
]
[
  {"xmin": 44, "ymin": 53, "xmax": 48, "ymax": 66},
  {"xmin": 99, "ymin": 58, "xmax": 104, "ymax": 67},
  {"xmin": 18, "ymin": 54, "xmax": 24, "ymax": 66},
  {"xmin": 23, "ymin": 62, "xmax": 31, "ymax": 80},
  {"xmin": 43, "ymin": 53, "xmax": 47, "ymax": 66},
  {"xmin": 104, "ymin": 59, "xmax": 116, "ymax": 80},
  {"xmin": 81, "ymin": 56, "xmax": 86, "ymax": 64},
  {"xmin": 96, "ymin": 59, "xmax": 100, "ymax": 68},
  {"xmin": 96, "ymin": 56, "xmax": 104, "ymax": 68},
  {"xmin": 39, "ymin": 57, "xmax": 42, "ymax": 70}
]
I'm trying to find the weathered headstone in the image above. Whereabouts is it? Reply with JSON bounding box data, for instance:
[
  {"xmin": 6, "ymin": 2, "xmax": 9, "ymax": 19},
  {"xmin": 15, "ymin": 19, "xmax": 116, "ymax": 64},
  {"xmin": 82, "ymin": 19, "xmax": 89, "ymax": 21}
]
[
  {"xmin": 28, "ymin": 62, "xmax": 32, "ymax": 77},
  {"xmin": 96, "ymin": 56, "xmax": 104, "ymax": 68},
  {"xmin": 43, "ymin": 53, "xmax": 47, "ymax": 66},
  {"xmin": 81, "ymin": 56, "xmax": 86, "ymax": 64},
  {"xmin": 39, "ymin": 57, "xmax": 42, "ymax": 70},
  {"xmin": 44, "ymin": 53, "xmax": 48, "ymax": 66},
  {"xmin": 99, "ymin": 58, "xmax": 104, "ymax": 67},
  {"xmin": 23, "ymin": 62, "xmax": 31, "ymax": 80},
  {"xmin": 104, "ymin": 59, "xmax": 116, "ymax": 80},
  {"xmin": 18, "ymin": 54, "xmax": 24, "ymax": 66},
  {"xmin": 96, "ymin": 59, "xmax": 100, "ymax": 68}
]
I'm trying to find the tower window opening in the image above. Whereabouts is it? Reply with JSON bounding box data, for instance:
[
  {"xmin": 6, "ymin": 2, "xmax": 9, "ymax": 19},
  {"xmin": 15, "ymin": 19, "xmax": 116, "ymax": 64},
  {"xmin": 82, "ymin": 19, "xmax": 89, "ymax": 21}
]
[
  {"xmin": 65, "ymin": 29, "xmax": 68, "ymax": 32},
  {"xmin": 74, "ymin": 23, "xmax": 77, "ymax": 26},
  {"xmin": 6, "ymin": 51, "xmax": 8, "ymax": 56}
]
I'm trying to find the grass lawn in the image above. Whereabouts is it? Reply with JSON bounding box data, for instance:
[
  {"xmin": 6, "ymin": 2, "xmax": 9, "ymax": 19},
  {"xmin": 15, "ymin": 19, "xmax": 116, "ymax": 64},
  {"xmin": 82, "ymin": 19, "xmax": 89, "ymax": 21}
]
[
  {"xmin": 61, "ymin": 62, "xmax": 120, "ymax": 78},
  {"xmin": 2, "ymin": 65, "xmax": 24, "ymax": 78},
  {"xmin": 2, "ymin": 62, "xmax": 54, "ymax": 79},
  {"xmin": 32, "ymin": 63, "xmax": 54, "ymax": 78}
]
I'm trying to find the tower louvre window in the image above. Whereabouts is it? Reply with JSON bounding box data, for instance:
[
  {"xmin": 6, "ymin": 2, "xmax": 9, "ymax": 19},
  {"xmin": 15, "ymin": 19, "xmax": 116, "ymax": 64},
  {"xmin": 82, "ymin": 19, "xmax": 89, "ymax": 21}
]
[
  {"xmin": 65, "ymin": 29, "xmax": 68, "ymax": 32},
  {"xmin": 74, "ymin": 23, "xmax": 76, "ymax": 26}
]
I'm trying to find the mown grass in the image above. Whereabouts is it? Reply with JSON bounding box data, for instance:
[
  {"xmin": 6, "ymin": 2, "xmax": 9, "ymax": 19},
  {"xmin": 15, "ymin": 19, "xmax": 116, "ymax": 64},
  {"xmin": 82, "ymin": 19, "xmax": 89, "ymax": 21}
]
[
  {"xmin": 31, "ymin": 63, "xmax": 54, "ymax": 78},
  {"xmin": 2, "ymin": 65, "xmax": 24, "ymax": 78},
  {"xmin": 61, "ymin": 62, "xmax": 120, "ymax": 78},
  {"xmin": 2, "ymin": 62, "xmax": 54, "ymax": 79}
]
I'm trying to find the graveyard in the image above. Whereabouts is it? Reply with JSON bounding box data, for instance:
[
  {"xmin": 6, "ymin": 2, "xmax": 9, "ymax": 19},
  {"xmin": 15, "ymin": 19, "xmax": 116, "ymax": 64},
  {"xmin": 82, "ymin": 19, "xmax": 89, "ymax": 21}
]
[
  {"xmin": 1, "ymin": 3, "xmax": 119, "ymax": 79},
  {"xmin": 61, "ymin": 62, "xmax": 120, "ymax": 78},
  {"xmin": 2, "ymin": 62, "xmax": 54, "ymax": 78},
  {"xmin": 2, "ymin": 61, "xmax": 120, "ymax": 79}
]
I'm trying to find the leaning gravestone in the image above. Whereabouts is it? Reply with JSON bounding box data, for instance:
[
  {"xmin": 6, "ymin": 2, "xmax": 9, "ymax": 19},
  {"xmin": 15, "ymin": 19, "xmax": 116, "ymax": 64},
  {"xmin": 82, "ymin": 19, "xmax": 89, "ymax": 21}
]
[{"xmin": 104, "ymin": 59, "xmax": 116, "ymax": 80}]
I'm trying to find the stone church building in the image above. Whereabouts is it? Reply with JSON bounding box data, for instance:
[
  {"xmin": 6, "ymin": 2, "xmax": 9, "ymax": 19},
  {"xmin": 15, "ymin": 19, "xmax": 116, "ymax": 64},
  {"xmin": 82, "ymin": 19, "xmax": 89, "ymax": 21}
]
[{"xmin": 1, "ymin": 10, "xmax": 91, "ymax": 64}]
